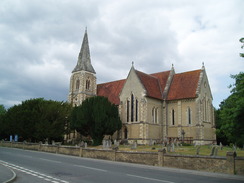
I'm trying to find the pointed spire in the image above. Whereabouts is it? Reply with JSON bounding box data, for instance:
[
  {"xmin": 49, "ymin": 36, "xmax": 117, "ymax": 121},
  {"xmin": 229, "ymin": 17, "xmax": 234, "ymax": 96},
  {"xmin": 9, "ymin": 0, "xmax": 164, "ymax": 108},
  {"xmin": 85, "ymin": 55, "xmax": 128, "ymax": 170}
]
[{"xmin": 72, "ymin": 29, "xmax": 96, "ymax": 73}]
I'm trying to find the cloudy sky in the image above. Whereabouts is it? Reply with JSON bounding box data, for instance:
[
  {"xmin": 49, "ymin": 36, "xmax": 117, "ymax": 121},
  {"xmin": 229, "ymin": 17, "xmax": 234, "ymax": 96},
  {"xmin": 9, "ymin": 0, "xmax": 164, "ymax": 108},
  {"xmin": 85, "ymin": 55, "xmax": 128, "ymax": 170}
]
[{"xmin": 0, "ymin": 0, "xmax": 243, "ymax": 109}]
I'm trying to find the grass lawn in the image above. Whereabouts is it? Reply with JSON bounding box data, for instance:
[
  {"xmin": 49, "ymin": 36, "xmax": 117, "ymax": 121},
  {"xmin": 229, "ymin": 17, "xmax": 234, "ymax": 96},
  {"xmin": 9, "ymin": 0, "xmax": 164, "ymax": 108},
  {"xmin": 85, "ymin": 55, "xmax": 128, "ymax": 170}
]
[{"xmin": 113, "ymin": 144, "xmax": 244, "ymax": 157}]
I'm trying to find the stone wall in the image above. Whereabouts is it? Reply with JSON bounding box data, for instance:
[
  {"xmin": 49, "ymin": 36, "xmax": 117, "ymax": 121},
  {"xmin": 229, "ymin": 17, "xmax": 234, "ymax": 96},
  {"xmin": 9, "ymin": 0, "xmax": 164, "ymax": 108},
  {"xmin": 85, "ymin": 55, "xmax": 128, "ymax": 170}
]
[
  {"xmin": 1, "ymin": 141, "xmax": 243, "ymax": 175},
  {"xmin": 116, "ymin": 151, "xmax": 158, "ymax": 166}
]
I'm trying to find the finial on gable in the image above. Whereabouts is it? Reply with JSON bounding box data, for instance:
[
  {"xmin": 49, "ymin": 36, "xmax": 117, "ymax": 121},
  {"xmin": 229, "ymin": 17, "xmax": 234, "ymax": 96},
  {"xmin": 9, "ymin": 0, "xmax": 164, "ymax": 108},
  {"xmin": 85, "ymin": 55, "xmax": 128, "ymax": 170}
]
[
  {"xmin": 132, "ymin": 61, "xmax": 134, "ymax": 67},
  {"xmin": 85, "ymin": 26, "xmax": 87, "ymax": 33},
  {"xmin": 202, "ymin": 62, "xmax": 205, "ymax": 70}
]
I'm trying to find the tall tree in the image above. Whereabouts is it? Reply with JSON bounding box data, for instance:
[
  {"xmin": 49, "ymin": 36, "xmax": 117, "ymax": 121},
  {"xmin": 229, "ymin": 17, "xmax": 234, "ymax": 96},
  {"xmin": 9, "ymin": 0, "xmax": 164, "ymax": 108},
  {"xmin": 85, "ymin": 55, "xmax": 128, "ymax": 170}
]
[
  {"xmin": 216, "ymin": 72, "xmax": 244, "ymax": 146},
  {"xmin": 3, "ymin": 98, "xmax": 72, "ymax": 142},
  {"xmin": 0, "ymin": 105, "xmax": 7, "ymax": 139},
  {"xmin": 71, "ymin": 96, "xmax": 122, "ymax": 145}
]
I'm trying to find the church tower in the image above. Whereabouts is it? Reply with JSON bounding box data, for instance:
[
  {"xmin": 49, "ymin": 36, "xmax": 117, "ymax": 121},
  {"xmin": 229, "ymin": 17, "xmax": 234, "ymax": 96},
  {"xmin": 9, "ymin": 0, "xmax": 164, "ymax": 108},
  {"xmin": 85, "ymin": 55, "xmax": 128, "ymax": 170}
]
[{"xmin": 68, "ymin": 29, "xmax": 96, "ymax": 106}]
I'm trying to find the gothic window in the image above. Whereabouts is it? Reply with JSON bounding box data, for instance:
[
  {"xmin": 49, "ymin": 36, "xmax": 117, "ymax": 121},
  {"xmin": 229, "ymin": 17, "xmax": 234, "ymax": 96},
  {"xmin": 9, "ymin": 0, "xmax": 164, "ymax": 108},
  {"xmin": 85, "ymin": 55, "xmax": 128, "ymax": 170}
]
[
  {"xmin": 136, "ymin": 99, "xmax": 138, "ymax": 121},
  {"xmin": 187, "ymin": 107, "xmax": 191, "ymax": 125},
  {"xmin": 172, "ymin": 109, "xmax": 175, "ymax": 125},
  {"xmin": 152, "ymin": 107, "xmax": 158, "ymax": 124},
  {"xmin": 127, "ymin": 100, "xmax": 130, "ymax": 122},
  {"xmin": 76, "ymin": 79, "xmax": 80, "ymax": 90},
  {"xmin": 131, "ymin": 94, "xmax": 134, "ymax": 122},
  {"xmin": 86, "ymin": 79, "xmax": 90, "ymax": 90},
  {"xmin": 155, "ymin": 108, "xmax": 158, "ymax": 124}
]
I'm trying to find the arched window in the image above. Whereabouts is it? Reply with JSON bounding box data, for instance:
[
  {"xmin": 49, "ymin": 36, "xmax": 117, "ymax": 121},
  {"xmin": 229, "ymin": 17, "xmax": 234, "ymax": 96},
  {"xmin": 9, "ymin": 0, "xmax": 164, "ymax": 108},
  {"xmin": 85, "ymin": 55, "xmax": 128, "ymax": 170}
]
[
  {"xmin": 155, "ymin": 108, "xmax": 158, "ymax": 124},
  {"xmin": 86, "ymin": 79, "xmax": 90, "ymax": 90},
  {"xmin": 76, "ymin": 79, "xmax": 80, "ymax": 90},
  {"xmin": 136, "ymin": 99, "xmax": 138, "ymax": 121},
  {"xmin": 152, "ymin": 108, "xmax": 155, "ymax": 123},
  {"xmin": 131, "ymin": 94, "xmax": 134, "ymax": 122},
  {"xmin": 187, "ymin": 107, "xmax": 191, "ymax": 125},
  {"xmin": 127, "ymin": 100, "xmax": 130, "ymax": 122},
  {"xmin": 172, "ymin": 109, "xmax": 175, "ymax": 125}
]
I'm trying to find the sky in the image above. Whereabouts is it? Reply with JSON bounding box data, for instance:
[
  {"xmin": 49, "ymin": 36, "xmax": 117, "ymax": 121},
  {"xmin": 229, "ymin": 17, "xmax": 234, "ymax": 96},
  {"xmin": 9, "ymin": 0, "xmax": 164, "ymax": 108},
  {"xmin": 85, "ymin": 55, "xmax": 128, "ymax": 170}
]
[{"xmin": 0, "ymin": 0, "xmax": 243, "ymax": 109}]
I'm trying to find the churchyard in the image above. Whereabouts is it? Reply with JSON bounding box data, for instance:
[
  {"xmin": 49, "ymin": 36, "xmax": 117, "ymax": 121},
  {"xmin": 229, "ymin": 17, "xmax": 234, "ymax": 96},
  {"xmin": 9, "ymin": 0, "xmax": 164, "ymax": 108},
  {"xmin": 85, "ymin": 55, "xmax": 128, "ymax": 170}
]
[{"xmin": 95, "ymin": 140, "xmax": 244, "ymax": 157}]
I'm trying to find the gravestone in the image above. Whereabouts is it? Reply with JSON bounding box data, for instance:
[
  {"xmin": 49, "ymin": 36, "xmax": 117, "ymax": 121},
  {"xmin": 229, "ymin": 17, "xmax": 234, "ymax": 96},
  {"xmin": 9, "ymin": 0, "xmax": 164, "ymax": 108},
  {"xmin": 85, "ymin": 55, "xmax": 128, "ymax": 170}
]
[
  {"xmin": 131, "ymin": 141, "xmax": 137, "ymax": 150},
  {"xmin": 166, "ymin": 144, "xmax": 171, "ymax": 152},
  {"xmin": 80, "ymin": 141, "xmax": 84, "ymax": 147},
  {"xmin": 233, "ymin": 145, "xmax": 236, "ymax": 152},
  {"xmin": 220, "ymin": 142, "xmax": 223, "ymax": 150},
  {"xmin": 102, "ymin": 140, "xmax": 106, "ymax": 149},
  {"xmin": 52, "ymin": 140, "xmax": 55, "ymax": 145},
  {"xmin": 214, "ymin": 146, "xmax": 218, "ymax": 156},
  {"xmin": 176, "ymin": 140, "xmax": 179, "ymax": 147},
  {"xmin": 210, "ymin": 146, "xmax": 215, "ymax": 156},
  {"xmin": 171, "ymin": 142, "xmax": 175, "ymax": 152},
  {"xmin": 196, "ymin": 146, "xmax": 201, "ymax": 155},
  {"xmin": 149, "ymin": 139, "xmax": 153, "ymax": 146},
  {"xmin": 84, "ymin": 142, "xmax": 87, "ymax": 148}
]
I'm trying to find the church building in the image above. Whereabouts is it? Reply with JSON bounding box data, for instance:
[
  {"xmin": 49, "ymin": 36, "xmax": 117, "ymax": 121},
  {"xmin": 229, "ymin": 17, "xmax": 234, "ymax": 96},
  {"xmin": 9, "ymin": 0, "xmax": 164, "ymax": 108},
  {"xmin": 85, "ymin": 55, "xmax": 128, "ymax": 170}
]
[{"xmin": 68, "ymin": 30, "xmax": 216, "ymax": 145}]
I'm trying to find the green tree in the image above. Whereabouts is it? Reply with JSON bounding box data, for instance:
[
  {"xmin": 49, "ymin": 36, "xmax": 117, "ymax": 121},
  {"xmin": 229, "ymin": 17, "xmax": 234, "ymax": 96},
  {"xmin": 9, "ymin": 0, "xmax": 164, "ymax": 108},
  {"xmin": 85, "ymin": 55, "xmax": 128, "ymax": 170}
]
[
  {"xmin": 216, "ymin": 72, "xmax": 244, "ymax": 147},
  {"xmin": 0, "ymin": 105, "xmax": 7, "ymax": 139},
  {"xmin": 71, "ymin": 96, "xmax": 122, "ymax": 145},
  {"xmin": 3, "ymin": 98, "xmax": 72, "ymax": 142},
  {"xmin": 240, "ymin": 38, "xmax": 244, "ymax": 58}
]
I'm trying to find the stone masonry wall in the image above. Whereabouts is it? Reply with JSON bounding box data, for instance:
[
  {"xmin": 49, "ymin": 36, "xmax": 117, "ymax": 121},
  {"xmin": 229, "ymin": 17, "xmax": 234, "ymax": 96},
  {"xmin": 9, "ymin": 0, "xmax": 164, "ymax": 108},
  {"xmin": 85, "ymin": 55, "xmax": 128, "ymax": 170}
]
[{"xmin": 0, "ymin": 141, "xmax": 243, "ymax": 175}]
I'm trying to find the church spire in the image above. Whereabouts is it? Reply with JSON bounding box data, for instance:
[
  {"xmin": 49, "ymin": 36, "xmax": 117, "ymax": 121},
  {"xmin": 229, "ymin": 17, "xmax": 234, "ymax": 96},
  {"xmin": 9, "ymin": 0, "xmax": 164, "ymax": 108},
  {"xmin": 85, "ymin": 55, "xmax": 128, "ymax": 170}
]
[{"xmin": 72, "ymin": 29, "xmax": 96, "ymax": 73}]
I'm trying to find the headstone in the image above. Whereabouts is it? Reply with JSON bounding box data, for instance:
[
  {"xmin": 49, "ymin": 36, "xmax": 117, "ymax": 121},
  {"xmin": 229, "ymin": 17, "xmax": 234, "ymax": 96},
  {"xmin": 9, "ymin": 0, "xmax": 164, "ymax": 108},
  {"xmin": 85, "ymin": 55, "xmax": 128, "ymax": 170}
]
[
  {"xmin": 167, "ymin": 144, "xmax": 171, "ymax": 152},
  {"xmin": 176, "ymin": 140, "xmax": 179, "ymax": 147},
  {"xmin": 52, "ymin": 140, "xmax": 55, "ymax": 145},
  {"xmin": 80, "ymin": 141, "xmax": 84, "ymax": 147},
  {"xmin": 149, "ymin": 139, "xmax": 153, "ymax": 146},
  {"xmin": 131, "ymin": 141, "xmax": 137, "ymax": 150},
  {"xmin": 102, "ymin": 140, "xmax": 106, "ymax": 149},
  {"xmin": 196, "ymin": 146, "xmax": 201, "ymax": 155},
  {"xmin": 214, "ymin": 146, "xmax": 218, "ymax": 156},
  {"xmin": 233, "ymin": 145, "xmax": 236, "ymax": 152},
  {"xmin": 84, "ymin": 142, "xmax": 87, "ymax": 148},
  {"xmin": 171, "ymin": 142, "xmax": 175, "ymax": 152},
  {"xmin": 114, "ymin": 140, "xmax": 117, "ymax": 146},
  {"xmin": 210, "ymin": 146, "xmax": 215, "ymax": 156},
  {"xmin": 220, "ymin": 142, "xmax": 223, "ymax": 150}
]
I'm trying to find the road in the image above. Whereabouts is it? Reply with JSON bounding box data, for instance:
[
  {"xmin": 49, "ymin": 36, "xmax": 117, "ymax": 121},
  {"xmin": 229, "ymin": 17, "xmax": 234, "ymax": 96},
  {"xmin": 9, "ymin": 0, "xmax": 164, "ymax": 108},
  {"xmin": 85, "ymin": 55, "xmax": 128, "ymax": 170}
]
[{"xmin": 0, "ymin": 147, "xmax": 243, "ymax": 183}]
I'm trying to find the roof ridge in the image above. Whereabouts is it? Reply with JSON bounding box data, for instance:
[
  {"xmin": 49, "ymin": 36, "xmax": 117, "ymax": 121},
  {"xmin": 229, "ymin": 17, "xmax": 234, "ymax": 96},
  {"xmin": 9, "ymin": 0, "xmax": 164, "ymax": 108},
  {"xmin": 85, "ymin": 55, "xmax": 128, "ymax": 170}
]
[
  {"xmin": 135, "ymin": 69, "xmax": 158, "ymax": 80},
  {"xmin": 98, "ymin": 79, "xmax": 125, "ymax": 86},
  {"xmin": 150, "ymin": 70, "xmax": 171, "ymax": 75},
  {"xmin": 175, "ymin": 69, "xmax": 201, "ymax": 75}
]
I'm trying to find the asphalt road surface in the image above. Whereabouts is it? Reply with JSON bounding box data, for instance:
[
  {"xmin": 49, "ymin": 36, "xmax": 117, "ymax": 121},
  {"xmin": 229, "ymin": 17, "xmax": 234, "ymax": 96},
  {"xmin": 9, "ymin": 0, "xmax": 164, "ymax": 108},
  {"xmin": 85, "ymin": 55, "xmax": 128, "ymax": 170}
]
[{"xmin": 0, "ymin": 147, "xmax": 243, "ymax": 183}]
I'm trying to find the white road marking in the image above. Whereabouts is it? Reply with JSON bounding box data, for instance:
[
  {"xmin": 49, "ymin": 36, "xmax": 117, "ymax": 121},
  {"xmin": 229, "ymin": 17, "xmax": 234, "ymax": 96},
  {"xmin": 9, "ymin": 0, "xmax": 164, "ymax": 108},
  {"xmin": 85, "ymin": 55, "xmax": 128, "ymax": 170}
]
[
  {"xmin": 74, "ymin": 164, "xmax": 107, "ymax": 172},
  {"xmin": 0, "ymin": 160, "xmax": 69, "ymax": 183},
  {"xmin": 39, "ymin": 158, "xmax": 61, "ymax": 164},
  {"xmin": 127, "ymin": 174, "xmax": 175, "ymax": 183}
]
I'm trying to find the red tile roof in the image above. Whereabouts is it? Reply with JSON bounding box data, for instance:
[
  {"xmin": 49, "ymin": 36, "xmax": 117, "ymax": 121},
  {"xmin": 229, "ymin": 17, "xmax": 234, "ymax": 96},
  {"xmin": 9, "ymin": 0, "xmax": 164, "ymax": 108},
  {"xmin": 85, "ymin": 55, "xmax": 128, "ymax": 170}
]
[
  {"xmin": 167, "ymin": 70, "xmax": 201, "ymax": 100},
  {"xmin": 97, "ymin": 79, "xmax": 125, "ymax": 105},
  {"xmin": 151, "ymin": 71, "xmax": 171, "ymax": 92},
  {"xmin": 97, "ymin": 69, "xmax": 201, "ymax": 104},
  {"xmin": 135, "ymin": 70, "xmax": 163, "ymax": 100}
]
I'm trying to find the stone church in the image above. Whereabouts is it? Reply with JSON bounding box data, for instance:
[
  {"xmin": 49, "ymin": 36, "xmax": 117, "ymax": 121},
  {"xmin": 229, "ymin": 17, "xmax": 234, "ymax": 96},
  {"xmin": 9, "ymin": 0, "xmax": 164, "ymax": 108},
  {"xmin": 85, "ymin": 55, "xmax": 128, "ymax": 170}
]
[{"xmin": 68, "ymin": 30, "xmax": 216, "ymax": 145}]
